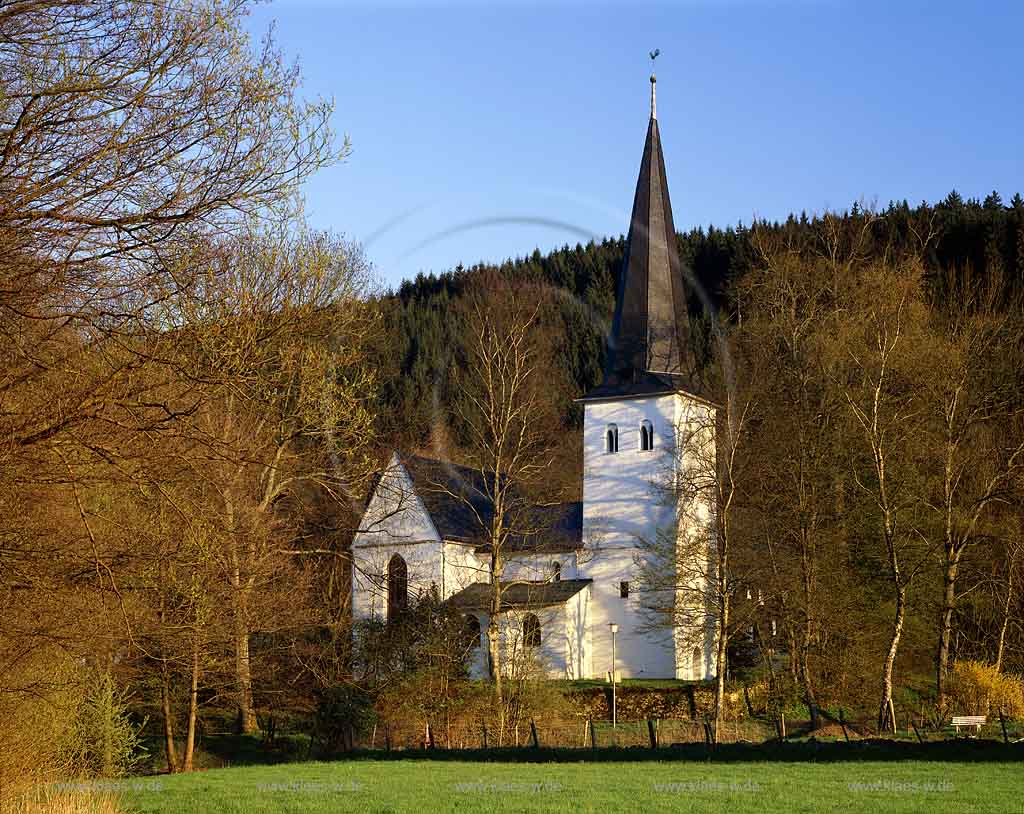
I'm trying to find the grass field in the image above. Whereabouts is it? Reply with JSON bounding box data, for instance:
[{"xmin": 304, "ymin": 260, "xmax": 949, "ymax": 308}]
[{"xmin": 115, "ymin": 747, "xmax": 1023, "ymax": 814}]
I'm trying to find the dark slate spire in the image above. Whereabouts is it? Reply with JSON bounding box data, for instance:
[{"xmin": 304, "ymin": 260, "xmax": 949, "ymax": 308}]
[{"xmin": 583, "ymin": 73, "xmax": 697, "ymax": 401}]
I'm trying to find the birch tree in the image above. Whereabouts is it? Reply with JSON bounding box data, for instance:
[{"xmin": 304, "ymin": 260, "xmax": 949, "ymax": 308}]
[
  {"xmin": 830, "ymin": 258, "xmax": 933, "ymax": 732},
  {"xmin": 922, "ymin": 273, "xmax": 1024, "ymax": 704}
]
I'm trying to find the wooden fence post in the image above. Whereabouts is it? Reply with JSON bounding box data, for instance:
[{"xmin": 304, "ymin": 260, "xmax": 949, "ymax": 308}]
[
  {"xmin": 589, "ymin": 717, "xmax": 597, "ymax": 750},
  {"xmin": 426, "ymin": 721, "xmax": 435, "ymax": 749},
  {"xmin": 530, "ymin": 719, "xmax": 540, "ymax": 749},
  {"xmin": 647, "ymin": 719, "xmax": 658, "ymax": 750},
  {"xmin": 384, "ymin": 724, "xmax": 391, "ymax": 752},
  {"xmin": 999, "ymin": 709, "xmax": 1009, "ymax": 745},
  {"xmin": 911, "ymin": 719, "xmax": 924, "ymax": 744},
  {"xmin": 482, "ymin": 722, "xmax": 489, "ymax": 749}
]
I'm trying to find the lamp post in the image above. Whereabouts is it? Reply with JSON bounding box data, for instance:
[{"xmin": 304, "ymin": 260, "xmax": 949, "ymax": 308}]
[{"xmin": 609, "ymin": 622, "xmax": 619, "ymax": 728}]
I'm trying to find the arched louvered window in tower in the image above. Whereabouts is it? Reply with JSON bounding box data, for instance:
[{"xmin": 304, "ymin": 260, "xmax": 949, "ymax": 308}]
[
  {"xmin": 523, "ymin": 613, "xmax": 541, "ymax": 648},
  {"xmin": 606, "ymin": 424, "xmax": 619, "ymax": 454},
  {"xmin": 640, "ymin": 419, "xmax": 654, "ymax": 451},
  {"xmin": 387, "ymin": 554, "xmax": 408, "ymax": 622}
]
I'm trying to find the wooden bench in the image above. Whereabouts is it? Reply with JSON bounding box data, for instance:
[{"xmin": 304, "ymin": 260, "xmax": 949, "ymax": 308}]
[{"xmin": 951, "ymin": 715, "xmax": 986, "ymax": 735}]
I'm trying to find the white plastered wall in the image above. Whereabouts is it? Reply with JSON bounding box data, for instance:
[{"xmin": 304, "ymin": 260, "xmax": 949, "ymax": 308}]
[
  {"xmin": 351, "ymin": 454, "xmax": 444, "ymax": 620},
  {"xmin": 581, "ymin": 393, "xmax": 716, "ymax": 679}
]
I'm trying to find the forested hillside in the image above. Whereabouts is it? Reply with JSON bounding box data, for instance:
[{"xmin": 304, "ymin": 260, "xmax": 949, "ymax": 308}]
[
  {"xmin": 377, "ymin": 191, "xmax": 1024, "ymax": 449},
  {"xmin": 365, "ymin": 190, "xmax": 1024, "ymax": 736}
]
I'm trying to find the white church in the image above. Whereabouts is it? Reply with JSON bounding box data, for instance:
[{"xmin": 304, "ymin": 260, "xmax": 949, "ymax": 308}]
[{"xmin": 351, "ymin": 75, "xmax": 717, "ymax": 681}]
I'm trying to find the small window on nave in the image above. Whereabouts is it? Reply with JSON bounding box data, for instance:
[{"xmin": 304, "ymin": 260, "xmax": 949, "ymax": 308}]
[
  {"xmin": 523, "ymin": 613, "xmax": 541, "ymax": 648},
  {"xmin": 639, "ymin": 419, "xmax": 654, "ymax": 451},
  {"xmin": 606, "ymin": 424, "xmax": 619, "ymax": 454}
]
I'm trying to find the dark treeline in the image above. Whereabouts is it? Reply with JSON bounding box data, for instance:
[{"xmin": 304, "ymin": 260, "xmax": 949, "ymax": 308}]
[{"xmin": 378, "ymin": 191, "xmax": 1024, "ymax": 449}]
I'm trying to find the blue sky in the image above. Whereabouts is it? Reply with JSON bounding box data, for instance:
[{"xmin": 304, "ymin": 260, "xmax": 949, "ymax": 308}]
[{"xmin": 247, "ymin": 0, "xmax": 1024, "ymax": 290}]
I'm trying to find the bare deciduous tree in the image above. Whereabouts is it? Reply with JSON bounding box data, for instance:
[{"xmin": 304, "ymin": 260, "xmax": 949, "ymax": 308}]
[
  {"xmin": 922, "ymin": 272, "xmax": 1024, "ymax": 704},
  {"xmin": 443, "ymin": 273, "xmax": 561, "ymax": 740}
]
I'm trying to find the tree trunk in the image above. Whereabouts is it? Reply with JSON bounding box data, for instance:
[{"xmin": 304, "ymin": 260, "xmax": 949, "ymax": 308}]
[
  {"xmin": 798, "ymin": 516, "xmax": 821, "ymax": 730},
  {"xmin": 488, "ymin": 547, "xmax": 505, "ymax": 744},
  {"xmin": 160, "ymin": 661, "xmax": 179, "ymax": 773},
  {"xmin": 935, "ymin": 553, "xmax": 960, "ymax": 706},
  {"xmin": 878, "ymin": 584, "xmax": 906, "ymax": 733},
  {"xmin": 799, "ymin": 641, "xmax": 820, "ymax": 730},
  {"xmin": 487, "ymin": 615, "xmax": 504, "ymax": 743},
  {"xmin": 157, "ymin": 561, "xmax": 179, "ymax": 773},
  {"xmin": 714, "ymin": 588, "xmax": 729, "ymax": 743},
  {"xmin": 234, "ymin": 614, "xmax": 257, "ymax": 734},
  {"xmin": 184, "ymin": 641, "xmax": 199, "ymax": 772},
  {"xmin": 995, "ymin": 546, "xmax": 1017, "ymax": 672},
  {"xmin": 226, "ymin": 491, "xmax": 257, "ymax": 734}
]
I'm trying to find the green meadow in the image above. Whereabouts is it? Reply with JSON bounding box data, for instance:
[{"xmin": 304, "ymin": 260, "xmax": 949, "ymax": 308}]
[{"xmin": 117, "ymin": 752, "xmax": 1022, "ymax": 814}]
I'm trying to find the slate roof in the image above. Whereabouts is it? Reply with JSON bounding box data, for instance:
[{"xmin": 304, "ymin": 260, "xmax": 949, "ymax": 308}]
[
  {"xmin": 447, "ymin": 579, "xmax": 592, "ymax": 611},
  {"xmin": 399, "ymin": 454, "xmax": 583, "ymax": 552},
  {"xmin": 475, "ymin": 500, "xmax": 583, "ymax": 554},
  {"xmin": 580, "ymin": 370, "xmax": 690, "ymax": 402},
  {"xmin": 582, "ymin": 77, "xmax": 702, "ymax": 402},
  {"xmin": 402, "ymin": 455, "xmax": 496, "ymax": 543}
]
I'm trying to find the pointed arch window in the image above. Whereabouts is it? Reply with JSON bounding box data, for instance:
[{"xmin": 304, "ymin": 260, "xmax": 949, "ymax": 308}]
[
  {"xmin": 692, "ymin": 646, "xmax": 703, "ymax": 679},
  {"xmin": 606, "ymin": 424, "xmax": 619, "ymax": 454},
  {"xmin": 640, "ymin": 420, "xmax": 654, "ymax": 451},
  {"xmin": 551, "ymin": 561, "xmax": 561, "ymax": 582},
  {"xmin": 523, "ymin": 613, "xmax": 541, "ymax": 648},
  {"xmin": 387, "ymin": 553, "xmax": 408, "ymax": 622}
]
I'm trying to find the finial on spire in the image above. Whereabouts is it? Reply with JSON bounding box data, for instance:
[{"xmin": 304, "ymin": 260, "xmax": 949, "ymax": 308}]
[{"xmin": 648, "ymin": 49, "xmax": 660, "ymax": 120}]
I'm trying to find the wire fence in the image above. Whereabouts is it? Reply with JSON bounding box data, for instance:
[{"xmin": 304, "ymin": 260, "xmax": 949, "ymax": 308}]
[
  {"xmin": 358, "ymin": 717, "xmax": 777, "ymax": 751},
  {"xmin": 349, "ymin": 714, "xmax": 1024, "ymax": 753}
]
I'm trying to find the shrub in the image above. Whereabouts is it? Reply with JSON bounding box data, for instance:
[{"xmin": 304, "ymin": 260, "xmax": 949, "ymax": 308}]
[
  {"xmin": 948, "ymin": 660, "xmax": 1024, "ymax": 719},
  {"xmin": 61, "ymin": 670, "xmax": 147, "ymax": 778},
  {"xmin": 0, "ymin": 650, "xmax": 81, "ymax": 797},
  {"xmin": 312, "ymin": 685, "xmax": 377, "ymax": 754}
]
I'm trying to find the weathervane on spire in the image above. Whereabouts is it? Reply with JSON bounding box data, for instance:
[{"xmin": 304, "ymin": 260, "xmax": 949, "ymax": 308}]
[{"xmin": 648, "ymin": 49, "xmax": 660, "ymax": 119}]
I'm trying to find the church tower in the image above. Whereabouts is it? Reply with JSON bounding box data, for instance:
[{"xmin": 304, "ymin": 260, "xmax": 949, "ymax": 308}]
[{"xmin": 579, "ymin": 73, "xmax": 716, "ymax": 680}]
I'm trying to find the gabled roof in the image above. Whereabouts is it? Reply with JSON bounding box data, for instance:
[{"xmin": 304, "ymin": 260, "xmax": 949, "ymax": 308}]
[
  {"xmin": 579, "ymin": 370, "xmax": 689, "ymax": 402},
  {"xmin": 474, "ymin": 500, "xmax": 583, "ymax": 554},
  {"xmin": 402, "ymin": 455, "xmax": 495, "ymax": 543},
  {"xmin": 447, "ymin": 579, "xmax": 592, "ymax": 611},
  {"xmin": 398, "ymin": 454, "xmax": 583, "ymax": 551},
  {"xmin": 582, "ymin": 75, "xmax": 700, "ymax": 402}
]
